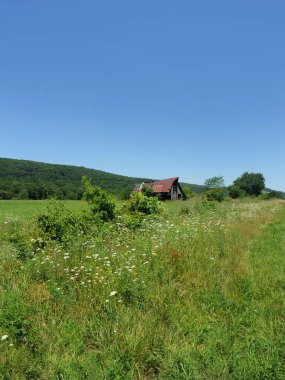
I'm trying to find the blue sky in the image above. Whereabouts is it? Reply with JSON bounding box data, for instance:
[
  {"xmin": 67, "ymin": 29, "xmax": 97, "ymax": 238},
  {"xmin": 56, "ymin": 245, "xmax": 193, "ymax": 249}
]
[{"xmin": 0, "ymin": 0, "xmax": 284, "ymax": 190}]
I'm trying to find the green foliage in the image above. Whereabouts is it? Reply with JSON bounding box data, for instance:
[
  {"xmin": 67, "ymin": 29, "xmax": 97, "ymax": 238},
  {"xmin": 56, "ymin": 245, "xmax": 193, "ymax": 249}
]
[
  {"xmin": 204, "ymin": 176, "xmax": 225, "ymax": 189},
  {"xmin": 141, "ymin": 185, "xmax": 154, "ymax": 197},
  {"xmin": 0, "ymin": 190, "xmax": 13, "ymax": 200},
  {"xmin": 228, "ymin": 184, "xmax": 245, "ymax": 199},
  {"xmin": 194, "ymin": 198, "xmax": 216, "ymax": 214},
  {"xmin": 35, "ymin": 200, "xmax": 79, "ymax": 242},
  {"xmin": 82, "ymin": 177, "xmax": 115, "ymax": 221},
  {"xmin": 118, "ymin": 185, "xmax": 133, "ymax": 200},
  {"xmin": 205, "ymin": 187, "xmax": 224, "ymax": 202},
  {"xmin": 268, "ymin": 190, "xmax": 284, "ymax": 199},
  {"xmin": 0, "ymin": 293, "xmax": 29, "ymax": 343},
  {"xmin": 0, "ymin": 157, "xmax": 152, "ymax": 200},
  {"xmin": 116, "ymin": 212, "xmax": 145, "ymax": 230},
  {"xmin": 0, "ymin": 158, "xmax": 209, "ymax": 200},
  {"xmin": 126, "ymin": 192, "xmax": 161, "ymax": 215},
  {"xmin": 179, "ymin": 205, "xmax": 191, "ymax": 215},
  {"xmin": 182, "ymin": 186, "xmax": 195, "ymax": 200},
  {"xmin": 233, "ymin": 172, "xmax": 265, "ymax": 196}
]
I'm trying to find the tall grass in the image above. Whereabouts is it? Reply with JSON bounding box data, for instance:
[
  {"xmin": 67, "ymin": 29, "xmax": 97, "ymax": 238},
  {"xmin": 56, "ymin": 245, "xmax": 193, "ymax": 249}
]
[{"xmin": 0, "ymin": 199, "xmax": 284, "ymax": 379}]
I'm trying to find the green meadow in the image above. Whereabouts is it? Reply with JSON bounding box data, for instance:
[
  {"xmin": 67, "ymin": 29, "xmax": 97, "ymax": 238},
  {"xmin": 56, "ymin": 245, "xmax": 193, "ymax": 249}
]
[
  {"xmin": 0, "ymin": 200, "xmax": 85, "ymax": 223},
  {"xmin": 0, "ymin": 198, "xmax": 285, "ymax": 379}
]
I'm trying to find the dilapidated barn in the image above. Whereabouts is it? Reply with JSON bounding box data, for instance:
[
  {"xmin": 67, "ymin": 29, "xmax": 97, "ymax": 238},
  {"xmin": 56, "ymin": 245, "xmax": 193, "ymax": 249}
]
[{"xmin": 134, "ymin": 177, "xmax": 184, "ymax": 200}]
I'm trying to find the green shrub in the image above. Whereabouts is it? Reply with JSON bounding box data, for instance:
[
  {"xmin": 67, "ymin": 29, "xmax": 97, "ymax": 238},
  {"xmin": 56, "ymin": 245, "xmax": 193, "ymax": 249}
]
[
  {"xmin": 82, "ymin": 177, "xmax": 115, "ymax": 221},
  {"xmin": 117, "ymin": 213, "xmax": 144, "ymax": 230},
  {"xmin": 195, "ymin": 198, "xmax": 216, "ymax": 214},
  {"xmin": 179, "ymin": 205, "xmax": 191, "ymax": 215},
  {"xmin": 35, "ymin": 200, "xmax": 79, "ymax": 242},
  {"xmin": 182, "ymin": 186, "xmax": 195, "ymax": 200},
  {"xmin": 205, "ymin": 187, "xmax": 224, "ymax": 202},
  {"xmin": 126, "ymin": 192, "xmax": 161, "ymax": 215},
  {"xmin": 228, "ymin": 185, "xmax": 245, "ymax": 199}
]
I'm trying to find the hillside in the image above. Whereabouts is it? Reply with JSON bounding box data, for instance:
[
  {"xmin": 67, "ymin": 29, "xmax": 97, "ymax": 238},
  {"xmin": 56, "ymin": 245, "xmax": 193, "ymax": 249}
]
[{"xmin": 0, "ymin": 158, "xmax": 205, "ymax": 200}]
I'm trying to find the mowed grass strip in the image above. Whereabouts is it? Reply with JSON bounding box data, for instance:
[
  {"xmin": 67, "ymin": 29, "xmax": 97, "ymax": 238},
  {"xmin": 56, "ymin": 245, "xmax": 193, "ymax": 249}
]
[{"xmin": 0, "ymin": 200, "xmax": 284, "ymax": 379}]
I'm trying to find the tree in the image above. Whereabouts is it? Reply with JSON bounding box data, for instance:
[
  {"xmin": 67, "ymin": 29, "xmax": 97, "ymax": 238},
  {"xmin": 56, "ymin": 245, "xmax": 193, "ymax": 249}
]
[
  {"xmin": 204, "ymin": 176, "xmax": 225, "ymax": 189},
  {"xmin": 233, "ymin": 172, "xmax": 265, "ymax": 196}
]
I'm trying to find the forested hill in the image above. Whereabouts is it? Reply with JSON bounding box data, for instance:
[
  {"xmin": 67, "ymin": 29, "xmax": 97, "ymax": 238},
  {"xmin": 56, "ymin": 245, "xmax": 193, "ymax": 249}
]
[{"xmin": 0, "ymin": 158, "xmax": 204, "ymax": 200}]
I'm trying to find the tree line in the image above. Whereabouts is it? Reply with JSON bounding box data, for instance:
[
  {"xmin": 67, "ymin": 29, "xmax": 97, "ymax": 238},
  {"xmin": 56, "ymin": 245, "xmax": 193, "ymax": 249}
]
[{"xmin": 200, "ymin": 172, "xmax": 284, "ymax": 202}]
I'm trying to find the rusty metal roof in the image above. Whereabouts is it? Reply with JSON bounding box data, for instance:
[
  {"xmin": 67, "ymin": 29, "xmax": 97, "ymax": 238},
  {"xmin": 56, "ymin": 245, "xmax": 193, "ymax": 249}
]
[
  {"xmin": 152, "ymin": 177, "xmax": 179, "ymax": 193},
  {"xmin": 134, "ymin": 177, "xmax": 179, "ymax": 193}
]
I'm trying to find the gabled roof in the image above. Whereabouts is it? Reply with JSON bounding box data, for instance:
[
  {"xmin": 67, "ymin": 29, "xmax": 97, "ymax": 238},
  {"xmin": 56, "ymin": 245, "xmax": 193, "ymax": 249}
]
[{"xmin": 152, "ymin": 177, "xmax": 179, "ymax": 193}]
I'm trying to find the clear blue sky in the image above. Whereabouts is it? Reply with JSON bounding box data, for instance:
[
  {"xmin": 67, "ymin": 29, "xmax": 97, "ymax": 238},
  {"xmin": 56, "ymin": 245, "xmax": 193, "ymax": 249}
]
[{"xmin": 0, "ymin": 1, "xmax": 284, "ymax": 190}]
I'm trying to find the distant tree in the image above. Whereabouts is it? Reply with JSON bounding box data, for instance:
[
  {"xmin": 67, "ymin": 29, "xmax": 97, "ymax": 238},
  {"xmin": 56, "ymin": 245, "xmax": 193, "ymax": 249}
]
[
  {"xmin": 0, "ymin": 190, "xmax": 13, "ymax": 200},
  {"xmin": 119, "ymin": 185, "xmax": 133, "ymax": 200},
  {"xmin": 204, "ymin": 176, "xmax": 225, "ymax": 189},
  {"xmin": 233, "ymin": 172, "xmax": 265, "ymax": 196},
  {"xmin": 268, "ymin": 190, "xmax": 283, "ymax": 199}
]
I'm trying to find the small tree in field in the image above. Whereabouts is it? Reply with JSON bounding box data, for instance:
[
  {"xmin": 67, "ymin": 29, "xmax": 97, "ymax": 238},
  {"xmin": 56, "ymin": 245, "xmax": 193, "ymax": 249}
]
[
  {"xmin": 204, "ymin": 176, "xmax": 225, "ymax": 202},
  {"xmin": 82, "ymin": 177, "xmax": 115, "ymax": 221},
  {"xmin": 204, "ymin": 176, "xmax": 225, "ymax": 189}
]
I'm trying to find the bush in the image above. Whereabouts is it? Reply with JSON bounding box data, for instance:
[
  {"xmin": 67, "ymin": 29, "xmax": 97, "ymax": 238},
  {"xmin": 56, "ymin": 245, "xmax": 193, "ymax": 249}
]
[
  {"xmin": 35, "ymin": 200, "xmax": 79, "ymax": 242},
  {"xmin": 228, "ymin": 185, "xmax": 245, "ymax": 199},
  {"xmin": 194, "ymin": 198, "xmax": 216, "ymax": 214},
  {"xmin": 126, "ymin": 192, "xmax": 161, "ymax": 215},
  {"xmin": 82, "ymin": 177, "xmax": 115, "ymax": 222},
  {"xmin": 182, "ymin": 186, "xmax": 195, "ymax": 200},
  {"xmin": 179, "ymin": 205, "xmax": 191, "ymax": 215},
  {"xmin": 205, "ymin": 187, "xmax": 224, "ymax": 202}
]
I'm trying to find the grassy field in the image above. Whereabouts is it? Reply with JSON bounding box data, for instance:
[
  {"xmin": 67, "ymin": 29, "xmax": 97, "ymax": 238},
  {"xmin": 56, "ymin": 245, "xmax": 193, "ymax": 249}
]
[
  {"xmin": 0, "ymin": 200, "xmax": 86, "ymax": 223},
  {"xmin": 0, "ymin": 198, "xmax": 285, "ymax": 379}
]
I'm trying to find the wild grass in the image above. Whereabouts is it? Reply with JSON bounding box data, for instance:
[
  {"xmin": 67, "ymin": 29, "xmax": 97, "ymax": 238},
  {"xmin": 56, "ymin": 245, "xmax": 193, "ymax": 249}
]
[{"xmin": 0, "ymin": 199, "xmax": 285, "ymax": 379}]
